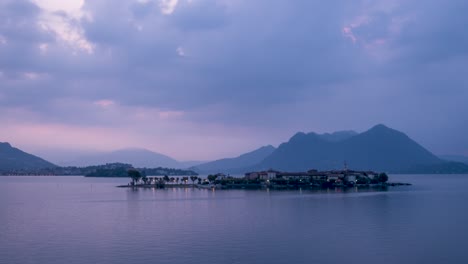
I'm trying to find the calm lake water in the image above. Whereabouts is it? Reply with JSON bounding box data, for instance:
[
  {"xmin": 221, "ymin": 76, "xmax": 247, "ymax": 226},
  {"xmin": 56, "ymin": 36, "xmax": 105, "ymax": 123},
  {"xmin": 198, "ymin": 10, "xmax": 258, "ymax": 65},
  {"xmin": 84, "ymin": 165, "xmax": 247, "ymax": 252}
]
[{"xmin": 1, "ymin": 175, "xmax": 468, "ymax": 264}]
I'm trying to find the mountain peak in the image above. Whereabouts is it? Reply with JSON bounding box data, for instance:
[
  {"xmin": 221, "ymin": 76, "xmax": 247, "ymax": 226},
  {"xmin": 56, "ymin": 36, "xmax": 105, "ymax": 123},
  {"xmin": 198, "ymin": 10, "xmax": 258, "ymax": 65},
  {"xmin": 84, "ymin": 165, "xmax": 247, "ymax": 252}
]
[
  {"xmin": 259, "ymin": 145, "xmax": 275, "ymax": 151},
  {"xmin": 114, "ymin": 148, "xmax": 154, "ymax": 153},
  {"xmin": 0, "ymin": 143, "xmax": 56, "ymax": 170},
  {"xmin": 0, "ymin": 142, "xmax": 12, "ymax": 148},
  {"xmin": 291, "ymin": 132, "xmax": 306, "ymax": 139},
  {"xmin": 370, "ymin": 124, "xmax": 391, "ymax": 131},
  {"xmin": 365, "ymin": 124, "xmax": 404, "ymax": 136}
]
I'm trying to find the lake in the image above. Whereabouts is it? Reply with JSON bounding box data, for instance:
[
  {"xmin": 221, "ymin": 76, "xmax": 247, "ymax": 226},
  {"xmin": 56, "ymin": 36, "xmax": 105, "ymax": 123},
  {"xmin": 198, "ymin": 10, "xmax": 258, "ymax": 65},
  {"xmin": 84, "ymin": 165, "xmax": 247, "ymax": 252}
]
[{"xmin": 1, "ymin": 175, "xmax": 468, "ymax": 264}]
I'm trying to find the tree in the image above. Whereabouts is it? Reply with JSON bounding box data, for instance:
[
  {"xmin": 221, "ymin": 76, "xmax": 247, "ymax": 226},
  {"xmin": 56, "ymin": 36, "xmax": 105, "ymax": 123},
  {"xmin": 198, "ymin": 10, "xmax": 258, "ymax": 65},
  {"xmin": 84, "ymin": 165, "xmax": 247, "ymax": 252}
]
[
  {"xmin": 182, "ymin": 176, "xmax": 189, "ymax": 184},
  {"xmin": 163, "ymin": 175, "xmax": 170, "ymax": 183},
  {"xmin": 207, "ymin": 174, "xmax": 218, "ymax": 183},
  {"xmin": 142, "ymin": 175, "xmax": 149, "ymax": 185},
  {"xmin": 377, "ymin": 173, "xmax": 389, "ymax": 183},
  {"xmin": 356, "ymin": 176, "xmax": 369, "ymax": 185},
  {"xmin": 176, "ymin": 177, "xmax": 180, "ymax": 184},
  {"xmin": 170, "ymin": 177, "xmax": 175, "ymax": 184},
  {"xmin": 190, "ymin": 176, "xmax": 198, "ymax": 184},
  {"xmin": 128, "ymin": 169, "xmax": 141, "ymax": 185}
]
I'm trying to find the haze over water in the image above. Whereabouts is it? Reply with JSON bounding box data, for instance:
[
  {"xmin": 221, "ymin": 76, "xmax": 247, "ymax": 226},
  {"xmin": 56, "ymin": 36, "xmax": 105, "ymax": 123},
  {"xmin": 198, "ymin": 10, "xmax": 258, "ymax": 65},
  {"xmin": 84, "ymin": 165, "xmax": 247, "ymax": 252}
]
[{"xmin": 1, "ymin": 175, "xmax": 468, "ymax": 264}]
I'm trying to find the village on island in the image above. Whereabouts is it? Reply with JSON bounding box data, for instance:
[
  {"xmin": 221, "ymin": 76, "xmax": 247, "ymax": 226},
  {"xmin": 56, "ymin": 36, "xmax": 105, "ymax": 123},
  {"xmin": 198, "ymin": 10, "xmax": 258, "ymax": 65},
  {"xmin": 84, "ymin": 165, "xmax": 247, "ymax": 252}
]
[{"xmin": 121, "ymin": 166, "xmax": 410, "ymax": 190}]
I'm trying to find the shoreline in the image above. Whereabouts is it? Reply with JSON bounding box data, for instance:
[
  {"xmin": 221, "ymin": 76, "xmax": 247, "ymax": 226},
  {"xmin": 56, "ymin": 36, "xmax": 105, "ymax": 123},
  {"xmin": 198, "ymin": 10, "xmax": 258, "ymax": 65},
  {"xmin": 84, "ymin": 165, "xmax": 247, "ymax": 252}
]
[{"xmin": 117, "ymin": 182, "xmax": 411, "ymax": 190}]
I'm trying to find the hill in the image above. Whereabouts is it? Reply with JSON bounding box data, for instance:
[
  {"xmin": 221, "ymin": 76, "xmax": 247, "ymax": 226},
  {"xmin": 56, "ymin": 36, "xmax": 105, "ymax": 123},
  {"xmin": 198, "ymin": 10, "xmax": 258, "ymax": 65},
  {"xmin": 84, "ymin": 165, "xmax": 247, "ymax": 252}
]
[
  {"xmin": 0, "ymin": 142, "xmax": 57, "ymax": 171},
  {"xmin": 192, "ymin": 145, "xmax": 276, "ymax": 174},
  {"xmin": 60, "ymin": 148, "xmax": 182, "ymax": 168},
  {"xmin": 439, "ymin": 155, "xmax": 468, "ymax": 165}
]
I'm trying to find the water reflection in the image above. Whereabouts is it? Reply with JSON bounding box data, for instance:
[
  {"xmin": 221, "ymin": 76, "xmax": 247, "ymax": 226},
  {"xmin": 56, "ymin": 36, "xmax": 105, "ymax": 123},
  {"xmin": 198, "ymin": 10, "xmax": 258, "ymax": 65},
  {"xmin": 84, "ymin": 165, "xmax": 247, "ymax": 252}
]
[{"xmin": 1, "ymin": 175, "xmax": 467, "ymax": 264}]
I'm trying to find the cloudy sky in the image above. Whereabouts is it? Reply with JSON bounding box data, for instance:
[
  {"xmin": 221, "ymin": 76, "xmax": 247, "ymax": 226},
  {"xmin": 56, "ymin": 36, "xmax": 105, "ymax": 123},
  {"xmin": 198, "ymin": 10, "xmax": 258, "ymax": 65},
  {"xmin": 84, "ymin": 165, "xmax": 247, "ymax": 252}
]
[{"xmin": 1, "ymin": 0, "xmax": 467, "ymax": 161}]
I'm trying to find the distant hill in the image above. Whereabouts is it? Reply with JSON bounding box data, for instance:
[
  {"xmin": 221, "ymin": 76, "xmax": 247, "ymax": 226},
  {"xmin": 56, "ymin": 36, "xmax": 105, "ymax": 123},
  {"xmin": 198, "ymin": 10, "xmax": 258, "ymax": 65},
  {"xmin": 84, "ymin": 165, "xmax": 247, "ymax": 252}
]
[
  {"xmin": 61, "ymin": 148, "xmax": 182, "ymax": 168},
  {"xmin": 439, "ymin": 155, "xmax": 468, "ymax": 165},
  {"xmin": 192, "ymin": 145, "xmax": 276, "ymax": 174},
  {"xmin": 256, "ymin": 124, "xmax": 468, "ymax": 173},
  {"xmin": 0, "ymin": 142, "xmax": 57, "ymax": 171},
  {"xmin": 179, "ymin": 160, "xmax": 207, "ymax": 168}
]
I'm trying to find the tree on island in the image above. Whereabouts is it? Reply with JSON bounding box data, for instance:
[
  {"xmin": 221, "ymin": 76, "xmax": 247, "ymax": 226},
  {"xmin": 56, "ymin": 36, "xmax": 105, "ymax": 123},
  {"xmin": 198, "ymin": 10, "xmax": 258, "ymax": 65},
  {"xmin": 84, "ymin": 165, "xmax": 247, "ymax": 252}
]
[
  {"xmin": 142, "ymin": 175, "xmax": 149, "ymax": 185},
  {"xmin": 128, "ymin": 169, "xmax": 142, "ymax": 185},
  {"xmin": 377, "ymin": 173, "xmax": 389, "ymax": 183},
  {"xmin": 190, "ymin": 176, "xmax": 198, "ymax": 185},
  {"xmin": 207, "ymin": 174, "xmax": 218, "ymax": 184},
  {"xmin": 182, "ymin": 176, "xmax": 189, "ymax": 184},
  {"xmin": 176, "ymin": 178, "xmax": 179, "ymax": 184},
  {"xmin": 163, "ymin": 175, "xmax": 170, "ymax": 183}
]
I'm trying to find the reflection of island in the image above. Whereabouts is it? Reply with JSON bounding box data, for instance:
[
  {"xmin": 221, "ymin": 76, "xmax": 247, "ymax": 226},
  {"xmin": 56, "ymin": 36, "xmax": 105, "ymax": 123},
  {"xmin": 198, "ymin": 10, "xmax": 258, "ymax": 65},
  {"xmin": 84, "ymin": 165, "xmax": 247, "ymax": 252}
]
[{"xmin": 119, "ymin": 169, "xmax": 411, "ymax": 190}]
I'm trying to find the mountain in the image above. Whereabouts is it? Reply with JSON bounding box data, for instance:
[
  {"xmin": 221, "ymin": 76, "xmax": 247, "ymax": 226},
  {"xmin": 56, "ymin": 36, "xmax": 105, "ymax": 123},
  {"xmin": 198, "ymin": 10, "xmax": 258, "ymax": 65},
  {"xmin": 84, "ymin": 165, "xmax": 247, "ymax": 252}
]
[
  {"xmin": 0, "ymin": 142, "xmax": 57, "ymax": 171},
  {"xmin": 439, "ymin": 155, "xmax": 468, "ymax": 165},
  {"xmin": 257, "ymin": 124, "xmax": 468, "ymax": 173},
  {"xmin": 61, "ymin": 148, "xmax": 182, "ymax": 168},
  {"xmin": 193, "ymin": 145, "xmax": 276, "ymax": 174}
]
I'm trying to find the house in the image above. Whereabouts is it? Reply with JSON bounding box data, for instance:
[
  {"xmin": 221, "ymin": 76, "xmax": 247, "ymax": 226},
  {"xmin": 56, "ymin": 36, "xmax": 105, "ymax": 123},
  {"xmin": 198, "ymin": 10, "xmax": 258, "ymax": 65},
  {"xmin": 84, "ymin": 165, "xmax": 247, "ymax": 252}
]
[
  {"xmin": 245, "ymin": 172, "xmax": 259, "ymax": 180},
  {"xmin": 327, "ymin": 174, "xmax": 344, "ymax": 182},
  {"xmin": 258, "ymin": 172, "xmax": 269, "ymax": 180},
  {"xmin": 365, "ymin": 171, "xmax": 378, "ymax": 180},
  {"xmin": 310, "ymin": 174, "xmax": 327, "ymax": 181},
  {"xmin": 216, "ymin": 173, "xmax": 227, "ymax": 180},
  {"xmin": 278, "ymin": 172, "xmax": 311, "ymax": 181},
  {"xmin": 245, "ymin": 170, "xmax": 279, "ymax": 180},
  {"xmin": 267, "ymin": 170, "xmax": 278, "ymax": 180},
  {"xmin": 344, "ymin": 174, "xmax": 356, "ymax": 183}
]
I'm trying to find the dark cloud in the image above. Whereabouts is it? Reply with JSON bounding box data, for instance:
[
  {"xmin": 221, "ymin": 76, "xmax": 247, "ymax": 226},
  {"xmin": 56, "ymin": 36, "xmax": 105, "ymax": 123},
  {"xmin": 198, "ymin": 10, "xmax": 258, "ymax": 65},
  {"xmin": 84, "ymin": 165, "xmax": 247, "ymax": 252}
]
[
  {"xmin": 391, "ymin": 0, "xmax": 468, "ymax": 63},
  {"xmin": 1, "ymin": 0, "xmax": 468, "ymax": 157},
  {"xmin": 169, "ymin": 0, "xmax": 229, "ymax": 31},
  {"xmin": 130, "ymin": 0, "xmax": 157, "ymax": 18},
  {"xmin": 2, "ymin": 0, "xmax": 40, "ymax": 18}
]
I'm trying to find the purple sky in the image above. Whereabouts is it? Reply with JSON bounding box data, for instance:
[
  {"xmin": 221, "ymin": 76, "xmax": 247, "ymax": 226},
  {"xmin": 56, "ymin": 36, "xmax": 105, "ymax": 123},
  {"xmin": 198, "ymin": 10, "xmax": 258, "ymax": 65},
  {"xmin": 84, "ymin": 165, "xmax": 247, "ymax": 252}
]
[{"xmin": 1, "ymin": 0, "xmax": 467, "ymax": 161}]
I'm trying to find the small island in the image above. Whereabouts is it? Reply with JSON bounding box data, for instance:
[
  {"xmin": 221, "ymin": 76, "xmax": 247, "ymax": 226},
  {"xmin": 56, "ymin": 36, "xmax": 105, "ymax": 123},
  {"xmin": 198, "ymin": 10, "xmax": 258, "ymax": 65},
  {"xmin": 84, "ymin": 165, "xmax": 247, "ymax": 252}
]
[{"xmin": 118, "ymin": 168, "xmax": 411, "ymax": 190}]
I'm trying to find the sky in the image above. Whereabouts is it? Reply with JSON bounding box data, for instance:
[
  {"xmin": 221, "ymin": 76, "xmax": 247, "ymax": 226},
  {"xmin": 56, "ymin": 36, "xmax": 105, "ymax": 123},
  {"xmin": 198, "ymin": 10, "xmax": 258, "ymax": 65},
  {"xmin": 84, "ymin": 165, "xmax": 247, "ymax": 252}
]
[{"xmin": 0, "ymin": 0, "xmax": 467, "ymax": 162}]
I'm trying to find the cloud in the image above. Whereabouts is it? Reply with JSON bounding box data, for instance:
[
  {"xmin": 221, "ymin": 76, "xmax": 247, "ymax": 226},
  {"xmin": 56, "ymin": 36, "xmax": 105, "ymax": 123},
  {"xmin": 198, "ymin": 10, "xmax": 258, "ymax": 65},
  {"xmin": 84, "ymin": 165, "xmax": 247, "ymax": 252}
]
[
  {"xmin": 159, "ymin": 0, "xmax": 179, "ymax": 15},
  {"xmin": 1, "ymin": 0, "xmax": 468, "ymax": 159}
]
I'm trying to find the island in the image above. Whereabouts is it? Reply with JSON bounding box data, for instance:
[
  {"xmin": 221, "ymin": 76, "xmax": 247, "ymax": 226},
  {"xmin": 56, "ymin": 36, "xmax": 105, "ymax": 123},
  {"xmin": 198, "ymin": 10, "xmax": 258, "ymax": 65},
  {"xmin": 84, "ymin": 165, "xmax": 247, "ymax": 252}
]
[{"xmin": 118, "ymin": 168, "xmax": 411, "ymax": 190}]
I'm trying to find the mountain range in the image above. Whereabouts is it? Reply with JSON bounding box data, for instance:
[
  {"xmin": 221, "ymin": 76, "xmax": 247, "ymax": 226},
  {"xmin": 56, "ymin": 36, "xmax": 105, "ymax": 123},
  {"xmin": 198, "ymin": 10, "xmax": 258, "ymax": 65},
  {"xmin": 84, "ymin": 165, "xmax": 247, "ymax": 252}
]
[
  {"xmin": 192, "ymin": 124, "xmax": 468, "ymax": 174},
  {"xmin": 1, "ymin": 124, "xmax": 468, "ymax": 174}
]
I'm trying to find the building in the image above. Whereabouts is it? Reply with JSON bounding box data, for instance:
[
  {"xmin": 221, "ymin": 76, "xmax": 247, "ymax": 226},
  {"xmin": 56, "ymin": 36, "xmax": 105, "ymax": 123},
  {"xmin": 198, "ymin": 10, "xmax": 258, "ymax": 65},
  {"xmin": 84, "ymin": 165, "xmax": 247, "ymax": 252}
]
[
  {"xmin": 245, "ymin": 170, "xmax": 278, "ymax": 180},
  {"xmin": 344, "ymin": 174, "xmax": 356, "ymax": 183},
  {"xmin": 245, "ymin": 172, "xmax": 259, "ymax": 180}
]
